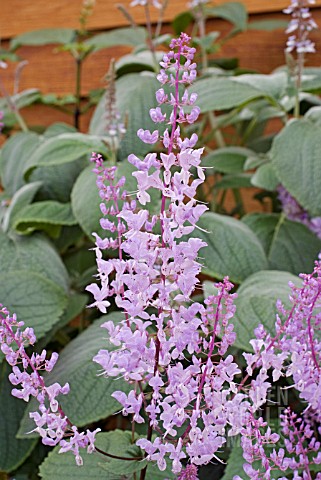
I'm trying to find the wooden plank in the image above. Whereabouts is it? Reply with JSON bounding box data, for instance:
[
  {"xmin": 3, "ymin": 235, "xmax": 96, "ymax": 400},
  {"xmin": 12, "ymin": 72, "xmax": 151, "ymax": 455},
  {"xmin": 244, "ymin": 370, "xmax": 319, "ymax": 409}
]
[
  {"xmin": 1, "ymin": 10, "xmax": 321, "ymax": 98},
  {"xmin": 1, "ymin": 0, "xmax": 321, "ymax": 39}
]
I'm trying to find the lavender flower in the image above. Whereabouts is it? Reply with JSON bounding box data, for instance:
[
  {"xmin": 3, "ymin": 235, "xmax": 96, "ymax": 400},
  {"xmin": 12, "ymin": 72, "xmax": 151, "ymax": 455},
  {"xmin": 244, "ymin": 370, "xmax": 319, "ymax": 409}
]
[
  {"xmin": 277, "ymin": 185, "xmax": 321, "ymax": 239},
  {"xmin": 284, "ymin": 0, "xmax": 317, "ymax": 54},
  {"xmin": 130, "ymin": 0, "xmax": 162, "ymax": 8},
  {"xmin": 0, "ymin": 304, "xmax": 100, "ymax": 466}
]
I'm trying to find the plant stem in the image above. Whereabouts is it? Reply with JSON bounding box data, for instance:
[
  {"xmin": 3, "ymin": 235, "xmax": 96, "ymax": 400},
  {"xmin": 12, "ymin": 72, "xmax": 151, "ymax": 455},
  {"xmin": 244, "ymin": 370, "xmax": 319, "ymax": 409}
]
[
  {"xmin": 144, "ymin": 3, "xmax": 158, "ymax": 69},
  {"xmin": 74, "ymin": 57, "xmax": 82, "ymax": 130},
  {"xmin": 0, "ymin": 77, "xmax": 28, "ymax": 132},
  {"xmin": 208, "ymin": 111, "xmax": 225, "ymax": 148}
]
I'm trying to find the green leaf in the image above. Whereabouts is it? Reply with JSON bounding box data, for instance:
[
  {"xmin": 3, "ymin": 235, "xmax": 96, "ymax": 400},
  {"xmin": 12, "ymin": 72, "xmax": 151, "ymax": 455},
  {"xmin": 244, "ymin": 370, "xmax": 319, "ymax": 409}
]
[
  {"xmin": 233, "ymin": 72, "xmax": 287, "ymax": 100},
  {"xmin": 39, "ymin": 430, "xmax": 174, "ymax": 480},
  {"xmin": 207, "ymin": 2, "xmax": 248, "ymax": 32},
  {"xmin": 242, "ymin": 213, "xmax": 279, "ymax": 253},
  {"xmin": 12, "ymin": 201, "xmax": 77, "ymax": 237},
  {"xmin": 202, "ymin": 281, "xmax": 219, "ymax": 299},
  {"xmin": 221, "ymin": 444, "xmax": 246, "ymax": 480},
  {"xmin": 44, "ymin": 123, "xmax": 77, "ymax": 138},
  {"xmin": 90, "ymin": 73, "xmax": 171, "ymax": 159},
  {"xmin": 10, "ymin": 28, "xmax": 76, "ymax": 51},
  {"xmin": 98, "ymin": 431, "xmax": 146, "ymax": 476},
  {"xmin": 29, "ymin": 156, "xmax": 88, "ymax": 203},
  {"xmin": 84, "ymin": 27, "xmax": 147, "ymax": 52},
  {"xmin": 0, "ymin": 132, "xmax": 41, "ymax": 195},
  {"xmin": 305, "ymin": 105, "xmax": 321, "ymax": 126},
  {"xmin": 24, "ymin": 133, "xmax": 109, "ymax": 178},
  {"xmin": 202, "ymin": 147, "xmax": 255, "ymax": 173},
  {"xmin": 0, "ymin": 363, "xmax": 37, "ymax": 472},
  {"xmin": 233, "ymin": 270, "xmax": 300, "ymax": 351},
  {"xmin": 191, "ymin": 77, "xmax": 266, "ymax": 112},
  {"xmin": 248, "ymin": 19, "xmax": 288, "ymax": 31},
  {"xmin": 250, "ymin": 163, "xmax": 279, "ymax": 191},
  {"xmin": 242, "ymin": 213, "xmax": 321, "ymax": 275},
  {"xmin": 37, "ymin": 292, "xmax": 88, "ymax": 348},
  {"xmin": 2, "ymin": 181, "xmax": 43, "ymax": 232},
  {"xmin": 0, "ymin": 230, "xmax": 69, "ymax": 293},
  {"xmin": 301, "ymin": 67, "xmax": 321, "ymax": 93},
  {"xmin": 115, "ymin": 51, "xmax": 162, "ymax": 76},
  {"xmin": 187, "ymin": 212, "xmax": 268, "ymax": 283},
  {"xmin": 0, "ymin": 270, "xmax": 67, "ymax": 340},
  {"xmin": 214, "ymin": 173, "xmax": 253, "ymax": 189},
  {"xmin": 172, "ymin": 11, "xmax": 194, "ymax": 36},
  {"xmin": 18, "ymin": 314, "xmax": 131, "ymax": 434},
  {"xmin": 272, "ymin": 119, "xmax": 321, "ymax": 216}
]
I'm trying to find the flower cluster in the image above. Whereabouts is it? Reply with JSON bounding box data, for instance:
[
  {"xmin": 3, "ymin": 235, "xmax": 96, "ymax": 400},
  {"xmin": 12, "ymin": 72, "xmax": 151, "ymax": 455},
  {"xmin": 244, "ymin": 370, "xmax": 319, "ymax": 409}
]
[
  {"xmin": 277, "ymin": 185, "xmax": 321, "ymax": 239},
  {"xmin": 130, "ymin": 0, "xmax": 162, "ymax": 8},
  {"xmin": 235, "ymin": 260, "xmax": 321, "ymax": 478},
  {"xmin": 104, "ymin": 61, "xmax": 126, "ymax": 150},
  {"xmin": 0, "ymin": 304, "xmax": 100, "ymax": 466},
  {"xmin": 88, "ymin": 33, "xmax": 321, "ymax": 479},
  {"xmin": 284, "ymin": 0, "xmax": 318, "ymax": 54},
  {"xmin": 88, "ymin": 33, "xmax": 246, "ymax": 475}
]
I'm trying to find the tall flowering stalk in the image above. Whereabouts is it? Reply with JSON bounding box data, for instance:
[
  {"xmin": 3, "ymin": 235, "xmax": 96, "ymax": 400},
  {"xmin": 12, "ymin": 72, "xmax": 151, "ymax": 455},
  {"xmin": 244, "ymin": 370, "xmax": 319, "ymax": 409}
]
[
  {"xmin": 88, "ymin": 33, "xmax": 242, "ymax": 478},
  {"xmin": 284, "ymin": 0, "xmax": 318, "ymax": 115},
  {"xmin": 88, "ymin": 34, "xmax": 321, "ymax": 479}
]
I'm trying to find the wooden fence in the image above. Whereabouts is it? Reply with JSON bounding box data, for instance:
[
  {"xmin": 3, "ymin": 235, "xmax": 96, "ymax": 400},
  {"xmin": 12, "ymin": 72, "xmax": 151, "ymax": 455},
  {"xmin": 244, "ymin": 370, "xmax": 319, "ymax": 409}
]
[{"xmin": 1, "ymin": 0, "xmax": 321, "ymax": 131}]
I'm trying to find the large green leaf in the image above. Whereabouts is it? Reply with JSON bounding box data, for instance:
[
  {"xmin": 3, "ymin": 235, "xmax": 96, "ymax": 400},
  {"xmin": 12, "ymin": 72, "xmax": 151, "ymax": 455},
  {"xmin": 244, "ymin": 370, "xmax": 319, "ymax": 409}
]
[
  {"xmin": 24, "ymin": 133, "xmax": 109, "ymax": 178},
  {"xmin": 207, "ymin": 2, "xmax": 248, "ymax": 31},
  {"xmin": 187, "ymin": 212, "xmax": 268, "ymax": 283},
  {"xmin": 271, "ymin": 119, "xmax": 321, "ymax": 216},
  {"xmin": 29, "ymin": 156, "xmax": 87, "ymax": 203},
  {"xmin": 242, "ymin": 213, "xmax": 321, "ymax": 275},
  {"xmin": 18, "ymin": 313, "xmax": 131, "ymax": 434},
  {"xmin": 221, "ymin": 444, "xmax": 247, "ymax": 480},
  {"xmin": 0, "ymin": 231, "xmax": 69, "ymax": 292},
  {"xmin": 44, "ymin": 122, "xmax": 77, "ymax": 138},
  {"xmin": 0, "ymin": 132, "xmax": 41, "ymax": 195},
  {"xmin": 191, "ymin": 77, "xmax": 267, "ymax": 112},
  {"xmin": 232, "ymin": 270, "xmax": 300, "ymax": 351},
  {"xmin": 250, "ymin": 162, "xmax": 279, "ymax": 191},
  {"xmin": 0, "ymin": 363, "xmax": 37, "ymax": 472},
  {"xmin": 13, "ymin": 201, "xmax": 77, "ymax": 237},
  {"xmin": 233, "ymin": 72, "xmax": 287, "ymax": 100},
  {"xmin": 10, "ymin": 28, "xmax": 76, "ymax": 50},
  {"xmin": 90, "ymin": 73, "xmax": 170, "ymax": 159},
  {"xmin": 300, "ymin": 67, "xmax": 321, "ymax": 93},
  {"xmin": 39, "ymin": 431, "xmax": 175, "ymax": 480},
  {"xmin": 0, "ymin": 271, "xmax": 67, "ymax": 340},
  {"xmin": 202, "ymin": 146, "xmax": 255, "ymax": 173},
  {"xmin": 84, "ymin": 27, "xmax": 147, "ymax": 52},
  {"xmin": 2, "ymin": 181, "xmax": 43, "ymax": 232},
  {"xmin": 115, "ymin": 51, "xmax": 161, "ymax": 76},
  {"xmin": 214, "ymin": 173, "xmax": 252, "ymax": 190}
]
